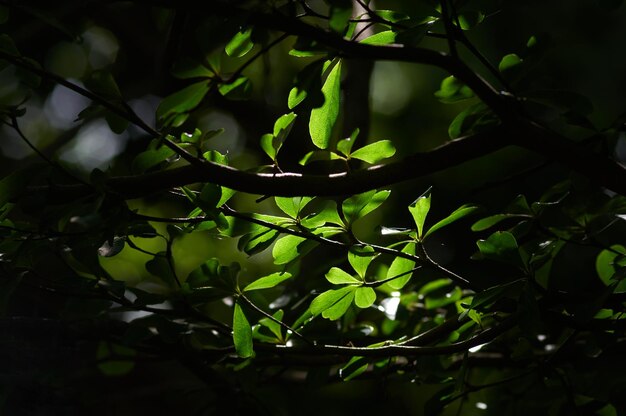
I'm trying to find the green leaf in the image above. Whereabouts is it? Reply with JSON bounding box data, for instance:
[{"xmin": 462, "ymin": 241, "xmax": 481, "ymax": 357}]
[
  {"xmin": 340, "ymin": 356, "xmax": 368, "ymax": 381},
  {"xmin": 328, "ymin": 0, "xmax": 352, "ymax": 33},
  {"xmin": 310, "ymin": 286, "xmax": 354, "ymax": 316},
  {"xmin": 244, "ymin": 271, "xmax": 292, "ymax": 291},
  {"xmin": 225, "ymin": 28, "xmax": 254, "ymax": 58},
  {"xmin": 288, "ymin": 59, "xmax": 324, "ymax": 109},
  {"xmin": 309, "ymin": 60, "xmax": 342, "ymax": 149},
  {"xmin": 424, "ymin": 205, "xmax": 478, "ymax": 238},
  {"xmin": 326, "ymin": 267, "xmax": 361, "ymax": 285},
  {"xmin": 233, "ymin": 302, "xmax": 254, "ymax": 358},
  {"xmin": 375, "ymin": 10, "xmax": 411, "ymax": 23},
  {"xmin": 275, "ymin": 196, "xmax": 312, "ymax": 219},
  {"xmin": 321, "ymin": 287, "xmax": 356, "ymax": 320},
  {"xmin": 448, "ymin": 103, "xmax": 498, "ymax": 139},
  {"xmin": 476, "ymin": 231, "xmax": 521, "ymax": 264},
  {"xmin": 471, "ymin": 214, "xmax": 523, "ymax": 231},
  {"xmin": 456, "ymin": 10, "xmax": 485, "ymax": 30},
  {"xmin": 386, "ymin": 242, "xmax": 416, "ymax": 290},
  {"xmin": 337, "ymin": 128, "xmax": 359, "ymax": 156},
  {"xmin": 258, "ymin": 309, "xmax": 284, "ymax": 340},
  {"xmin": 262, "ymin": 113, "xmax": 298, "ymax": 161},
  {"xmin": 218, "ymin": 77, "xmax": 251, "ymax": 100},
  {"xmin": 350, "ymin": 140, "xmax": 396, "ymax": 164},
  {"xmin": 157, "ymin": 81, "xmax": 210, "ymax": 124},
  {"xmin": 409, "ymin": 189, "xmax": 431, "ymax": 239},
  {"xmin": 354, "ymin": 287, "xmax": 376, "ymax": 308},
  {"xmin": 360, "ymin": 31, "xmax": 397, "ymax": 45},
  {"xmin": 434, "ymin": 76, "xmax": 473, "ymax": 103},
  {"xmin": 348, "ymin": 246, "xmax": 376, "ymax": 278},
  {"xmin": 499, "ymin": 53, "xmax": 523, "ymax": 73},
  {"xmin": 272, "ymin": 235, "xmax": 313, "ymax": 265},
  {"xmin": 239, "ymin": 229, "xmax": 280, "ymax": 256},
  {"xmin": 596, "ymin": 245, "xmax": 626, "ymax": 293},
  {"xmin": 260, "ymin": 134, "xmax": 277, "ymax": 160},
  {"xmin": 342, "ymin": 190, "xmax": 390, "ymax": 225}
]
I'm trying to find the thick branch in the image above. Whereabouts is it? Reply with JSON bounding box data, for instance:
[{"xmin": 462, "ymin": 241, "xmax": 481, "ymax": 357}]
[{"xmin": 33, "ymin": 126, "xmax": 510, "ymax": 200}]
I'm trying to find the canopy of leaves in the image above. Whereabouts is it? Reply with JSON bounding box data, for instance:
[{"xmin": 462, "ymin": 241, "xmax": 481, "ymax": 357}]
[{"xmin": 1, "ymin": 1, "xmax": 626, "ymax": 415}]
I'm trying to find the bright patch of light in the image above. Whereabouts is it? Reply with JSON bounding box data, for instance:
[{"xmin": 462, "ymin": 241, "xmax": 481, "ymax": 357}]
[
  {"xmin": 545, "ymin": 344, "xmax": 557, "ymax": 352},
  {"xmin": 379, "ymin": 293, "xmax": 401, "ymax": 320},
  {"xmin": 537, "ymin": 334, "xmax": 547, "ymax": 342},
  {"xmin": 286, "ymin": 340, "xmax": 294, "ymax": 347},
  {"xmin": 476, "ymin": 402, "xmax": 488, "ymax": 410},
  {"xmin": 59, "ymin": 120, "xmax": 127, "ymax": 170},
  {"xmin": 371, "ymin": 62, "xmax": 414, "ymax": 116},
  {"xmin": 44, "ymin": 81, "xmax": 91, "ymax": 129},
  {"xmin": 129, "ymin": 95, "xmax": 159, "ymax": 134},
  {"xmin": 83, "ymin": 26, "xmax": 119, "ymax": 69},
  {"xmin": 469, "ymin": 343, "xmax": 487, "ymax": 353}
]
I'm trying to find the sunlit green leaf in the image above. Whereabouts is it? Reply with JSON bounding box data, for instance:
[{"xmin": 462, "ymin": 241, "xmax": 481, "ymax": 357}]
[
  {"xmin": 275, "ymin": 196, "xmax": 312, "ymax": 219},
  {"xmin": 409, "ymin": 189, "xmax": 431, "ymax": 239},
  {"xmin": 218, "ymin": 77, "xmax": 251, "ymax": 100},
  {"xmin": 225, "ymin": 28, "xmax": 254, "ymax": 58},
  {"xmin": 272, "ymin": 235, "xmax": 315, "ymax": 265},
  {"xmin": 322, "ymin": 287, "xmax": 356, "ymax": 320},
  {"xmin": 233, "ymin": 302, "xmax": 254, "ymax": 358},
  {"xmin": 456, "ymin": 10, "xmax": 485, "ymax": 30},
  {"xmin": 354, "ymin": 287, "xmax": 376, "ymax": 308},
  {"xmin": 424, "ymin": 205, "xmax": 478, "ymax": 238},
  {"xmin": 499, "ymin": 53, "xmax": 523, "ymax": 73},
  {"xmin": 258, "ymin": 309, "xmax": 284, "ymax": 340},
  {"xmin": 309, "ymin": 60, "xmax": 342, "ymax": 149},
  {"xmin": 386, "ymin": 242, "xmax": 416, "ymax": 290},
  {"xmin": 244, "ymin": 271, "xmax": 292, "ymax": 291},
  {"xmin": 342, "ymin": 190, "xmax": 390, "ymax": 226},
  {"xmin": 596, "ymin": 245, "xmax": 626, "ymax": 293},
  {"xmin": 337, "ymin": 128, "xmax": 359, "ymax": 156},
  {"xmin": 310, "ymin": 286, "xmax": 354, "ymax": 316},
  {"xmin": 350, "ymin": 140, "xmax": 396, "ymax": 164},
  {"xmin": 326, "ymin": 267, "xmax": 361, "ymax": 285},
  {"xmin": 348, "ymin": 246, "xmax": 375, "ymax": 278},
  {"xmin": 360, "ymin": 31, "xmax": 397, "ymax": 45}
]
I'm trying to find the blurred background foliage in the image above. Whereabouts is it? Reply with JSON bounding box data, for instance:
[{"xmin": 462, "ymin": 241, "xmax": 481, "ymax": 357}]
[{"xmin": 2, "ymin": 0, "xmax": 626, "ymax": 415}]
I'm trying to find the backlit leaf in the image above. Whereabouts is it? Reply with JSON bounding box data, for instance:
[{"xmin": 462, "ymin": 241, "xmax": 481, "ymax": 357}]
[
  {"xmin": 350, "ymin": 140, "xmax": 396, "ymax": 164},
  {"xmin": 326, "ymin": 267, "xmax": 361, "ymax": 285},
  {"xmin": 354, "ymin": 287, "xmax": 376, "ymax": 308},
  {"xmin": 244, "ymin": 271, "xmax": 292, "ymax": 291},
  {"xmin": 233, "ymin": 302, "xmax": 254, "ymax": 358},
  {"xmin": 424, "ymin": 205, "xmax": 478, "ymax": 238},
  {"xmin": 409, "ymin": 189, "xmax": 431, "ymax": 239},
  {"xmin": 309, "ymin": 60, "xmax": 342, "ymax": 149},
  {"xmin": 387, "ymin": 242, "xmax": 416, "ymax": 290}
]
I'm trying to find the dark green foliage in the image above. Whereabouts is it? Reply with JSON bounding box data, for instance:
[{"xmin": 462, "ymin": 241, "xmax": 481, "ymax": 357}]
[{"xmin": 1, "ymin": 1, "xmax": 626, "ymax": 415}]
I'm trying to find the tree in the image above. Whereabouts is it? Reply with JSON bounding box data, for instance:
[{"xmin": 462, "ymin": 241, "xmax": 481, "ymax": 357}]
[{"xmin": 1, "ymin": 0, "xmax": 626, "ymax": 414}]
